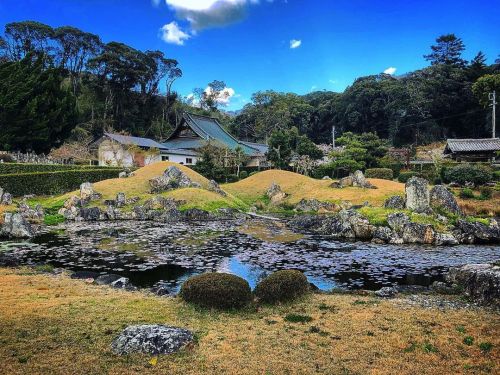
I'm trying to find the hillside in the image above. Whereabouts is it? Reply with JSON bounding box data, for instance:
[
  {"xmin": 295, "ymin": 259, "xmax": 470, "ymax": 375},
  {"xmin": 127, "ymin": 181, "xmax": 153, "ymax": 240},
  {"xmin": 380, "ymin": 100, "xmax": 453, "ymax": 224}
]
[{"xmin": 223, "ymin": 170, "xmax": 405, "ymax": 206}]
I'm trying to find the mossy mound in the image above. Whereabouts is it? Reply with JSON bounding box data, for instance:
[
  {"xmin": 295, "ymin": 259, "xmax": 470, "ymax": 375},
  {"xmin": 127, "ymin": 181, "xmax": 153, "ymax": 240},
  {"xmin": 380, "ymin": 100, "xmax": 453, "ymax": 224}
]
[
  {"xmin": 255, "ymin": 270, "xmax": 310, "ymax": 304},
  {"xmin": 179, "ymin": 272, "xmax": 252, "ymax": 309}
]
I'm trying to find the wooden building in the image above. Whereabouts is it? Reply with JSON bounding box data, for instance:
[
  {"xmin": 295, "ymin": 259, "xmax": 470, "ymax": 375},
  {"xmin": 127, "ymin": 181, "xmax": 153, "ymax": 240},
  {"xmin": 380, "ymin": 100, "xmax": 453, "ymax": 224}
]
[{"xmin": 443, "ymin": 138, "xmax": 500, "ymax": 162}]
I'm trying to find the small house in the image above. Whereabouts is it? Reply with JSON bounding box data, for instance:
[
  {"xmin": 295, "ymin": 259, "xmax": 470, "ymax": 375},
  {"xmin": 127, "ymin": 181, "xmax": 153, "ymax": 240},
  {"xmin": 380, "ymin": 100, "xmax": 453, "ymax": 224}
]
[{"xmin": 443, "ymin": 138, "xmax": 500, "ymax": 162}]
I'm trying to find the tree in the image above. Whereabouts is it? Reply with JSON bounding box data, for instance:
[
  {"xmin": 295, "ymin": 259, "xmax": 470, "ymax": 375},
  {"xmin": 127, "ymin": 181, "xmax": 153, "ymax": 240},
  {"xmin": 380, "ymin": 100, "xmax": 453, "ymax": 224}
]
[
  {"xmin": 192, "ymin": 80, "xmax": 229, "ymax": 112},
  {"xmin": 192, "ymin": 143, "xmax": 227, "ymax": 181},
  {"xmin": 267, "ymin": 129, "xmax": 294, "ymax": 169},
  {"xmin": 0, "ymin": 54, "xmax": 77, "ymax": 153},
  {"xmin": 3, "ymin": 21, "xmax": 55, "ymax": 61},
  {"xmin": 424, "ymin": 34, "xmax": 466, "ymax": 66},
  {"xmin": 472, "ymin": 74, "xmax": 500, "ymax": 107}
]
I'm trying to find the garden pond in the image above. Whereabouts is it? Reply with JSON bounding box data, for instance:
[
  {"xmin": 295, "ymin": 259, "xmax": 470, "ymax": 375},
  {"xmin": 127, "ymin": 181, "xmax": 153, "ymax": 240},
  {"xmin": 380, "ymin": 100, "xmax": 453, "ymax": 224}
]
[{"xmin": 1, "ymin": 219, "xmax": 499, "ymax": 294}]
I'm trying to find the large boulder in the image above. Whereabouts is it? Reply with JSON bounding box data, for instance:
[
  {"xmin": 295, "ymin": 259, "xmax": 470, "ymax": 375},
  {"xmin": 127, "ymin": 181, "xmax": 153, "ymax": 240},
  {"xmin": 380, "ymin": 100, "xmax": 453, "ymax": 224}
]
[
  {"xmin": 80, "ymin": 182, "xmax": 95, "ymax": 200},
  {"xmin": 456, "ymin": 219, "xmax": 500, "ymax": 244},
  {"xmin": 266, "ymin": 182, "xmax": 287, "ymax": 205},
  {"xmin": 0, "ymin": 213, "xmax": 34, "ymax": 238},
  {"xmin": 0, "ymin": 187, "xmax": 13, "ymax": 205},
  {"xmin": 384, "ymin": 195, "xmax": 405, "ymax": 209},
  {"xmin": 149, "ymin": 166, "xmax": 195, "ymax": 193},
  {"xmin": 445, "ymin": 263, "xmax": 500, "ymax": 307},
  {"xmin": 429, "ymin": 185, "xmax": 462, "ymax": 215},
  {"xmin": 207, "ymin": 180, "xmax": 227, "ymax": 197},
  {"xmin": 387, "ymin": 212, "xmax": 410, "ymax": 235},
  {"xmin": 79, "ymin": 207, "xmax": 101, "ymax": 221},
  {"xmin": 112, "ymin": 325, "xmax": 193, "ymax": 355},
  {"xmin": 18, "ymin": 201, "xmax": 44, "ymax": 221},
  {"xmin": 295, "ymin": 199, "xmax": 337, "ymax": 212},
  {"xmin": 401, "ymin": 222, "xmax": 436, "ymax": 244},
  {"xmin": 352, "ymin": 170, "xmax": 376, "ymax": 189},
  {"xmin": 405, "ymin": 177, "xmax": 431, "ymax": 214},
  {"xmin": 116, "ymin": 192, "xmax": 126, "ymax": 207},
  {"xmin": 320, "ymin": 209, "xmax": 374, "ymax": 240}
]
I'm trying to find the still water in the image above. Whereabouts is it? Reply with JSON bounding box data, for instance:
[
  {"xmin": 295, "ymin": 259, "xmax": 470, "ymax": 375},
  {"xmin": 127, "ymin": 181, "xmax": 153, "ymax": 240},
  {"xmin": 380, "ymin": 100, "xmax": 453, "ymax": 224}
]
[{"xmin": 1, "ymin": 220, "xmax": 499, "ymax": 293}]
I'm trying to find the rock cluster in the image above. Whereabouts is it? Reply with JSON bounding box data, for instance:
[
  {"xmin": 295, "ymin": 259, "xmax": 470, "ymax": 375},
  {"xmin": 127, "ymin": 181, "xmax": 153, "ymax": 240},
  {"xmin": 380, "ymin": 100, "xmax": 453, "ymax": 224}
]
[
  {"xmin": 330, "ymin": 170, "xmax": 376, "ymax": 189},
  {"xmin": 405, "ymin": 177, "xmax": 431, "ymax": 214},
  {"xmin": 207, "ymin": 180, "xmax": 227, "ymax": 197},
  {"xmin": 18, "ymin": 201, "xmax": 44, "ymax": 221},
  {"xmin": 295, "ymin": 199, "xmax": 337, "ymax": 212},
  {"xmin": 445, "ymin": 263, "xmax": 500, "ymax": 307},
  {"xmin": 267, "ymin": 183, "xmax": 287, "ymax": 205},
  {"xmin": 149, "ymin": 166, "xmax": 200, "ymax": 193},
  {"xmin": 112, "ymin": 325, "xmax": 193, "ymax": 355},
  {"xmin": 383, "ymin": 195, "xmax": 405, "ymax": 209},
  {"xmin": 0, "ymin": 187, "xmax": 12, "ymax": 205}
]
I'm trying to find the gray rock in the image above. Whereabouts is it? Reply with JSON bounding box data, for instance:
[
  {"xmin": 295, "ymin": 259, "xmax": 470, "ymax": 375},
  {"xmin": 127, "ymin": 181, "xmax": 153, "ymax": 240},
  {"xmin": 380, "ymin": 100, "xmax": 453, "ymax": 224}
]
[
  {"xmin": 151, "ymin": 281, "xmax": 173, "ymax": 296},
  {"xmin": 149, "ymin": 166, "xmax": 194, "ymax": 193},
  {"xmin": 288, "ymin": 215, "xmax": 326, "ymax": 232},
  {"xmin": 372, "ymin": 226, "xmax": 394, "ymax": 244},
  {"xmin": 80, "ymin": 182, "xmax": 95, "ymax": 200},
  {"xmin": 456, "ymin": 219, "xmax": 500, "ymax": 244},
  {"xmin": 295, "ymin": 199, "xmax": 337, "ymax": 212},
  {"xmin": 207, "ymin": 180, "xmax": 227, "ymax": 197},
  {"xmin": 434, "ymin": 233, "xmax": 459, "ymax": 246},
  {"xmin": 338, "ymin": 209, "xmax": 374, "ymax": 239},
  {"xmin": 401, "ymin": 222, "xmax": 436, "ymax": 244},
  {"xmin": 59, "ymin": 206, "xmax": 79, "ymax": 220},
  {"xmin": 375, "ymin": 286, "xmax": 398, "ymax": 298},
  {"xmin": 112, "ymin": 325, "xmax": 193, "ymax": 355},
  {"xmin": 79, "ymin": 207, "xmax": 101, "ymax": 221},
  {"xmin": 430, "ymin": 281, "xmax": 458, "ymax": 295},
  {"xmin": 384, "ymin": 195, "xmax": 405, "ymax": 209},
  {"xmin": 116, "ymin": 192, "xmax": 126, "ymax": 207},
  {"xmin": 387, "ymin": 212, "xmax": 410, "ymax": 234},
  {"xmin": 18, "ymin": 202, "xmax": 44, "ymax": 221},
  {"xmin": 322, "ymin": 176, "xmax": 332, "ymax": 180},
  {"xmin": 0, "ymin": 190, "xmax": 12, "ymax": 205},
  {"xmin": 429, "ymin": 185, "xmax": 462, "ymax": 215},
  {"xmin": 266, "ymin": 182, "xmax": 287, "ymax": 205},
  {"xmin": 352, "ymin": 170, "xmax": 376, "ymax": 189},
  {"xmin": 110, "ymin": 277, "xmax": 132, "ymax": 289},
  {"xmin": 95, "ymin": 274, "xmax": 123, "ymax": 285},
  {"xmin": 445, "ymin": 263, "xmax": 500, "ymax": 307},
  {"xmin": 405, "ymin": 177, "xmax": 431, "ymax": 214},
  {"xmin": 0, "ymin": 213, "xmax": 34, "ymax": 238}
]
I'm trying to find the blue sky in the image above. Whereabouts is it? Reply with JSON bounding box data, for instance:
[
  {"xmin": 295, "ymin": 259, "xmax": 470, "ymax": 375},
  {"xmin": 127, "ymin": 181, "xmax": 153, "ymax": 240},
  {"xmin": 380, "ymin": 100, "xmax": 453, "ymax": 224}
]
[{"xmin": 1, "ymin": 0, "xmax": 499, "ymax": 110}]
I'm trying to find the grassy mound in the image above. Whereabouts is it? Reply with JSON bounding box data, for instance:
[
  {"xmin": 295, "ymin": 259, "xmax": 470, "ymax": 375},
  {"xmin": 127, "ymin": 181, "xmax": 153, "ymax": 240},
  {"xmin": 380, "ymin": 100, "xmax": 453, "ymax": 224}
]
[
  {"xmin": 223, "ymin": 169, "xmax": 405, "ymax": 206},
  {"xmin": 180, "ymin": 272, "xmax": 252, "ymax": 309},
  {"xmin": 255, "ymin": 270, "xmax": 310, "ymax": 304}
]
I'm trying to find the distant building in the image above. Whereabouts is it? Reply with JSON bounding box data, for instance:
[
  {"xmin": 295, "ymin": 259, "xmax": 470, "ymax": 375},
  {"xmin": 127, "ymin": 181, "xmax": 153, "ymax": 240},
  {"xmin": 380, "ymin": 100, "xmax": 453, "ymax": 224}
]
[
  {"xmin": 443, "ymin": 138, "xmax": 500, "ymax": 162},
  {"xmin": 93, "ymin": 113, "xmax": 269, "ymax": 168},
  {"xmin": 162, "ymin": 113, "xmax": 268, "ymax": 167}
]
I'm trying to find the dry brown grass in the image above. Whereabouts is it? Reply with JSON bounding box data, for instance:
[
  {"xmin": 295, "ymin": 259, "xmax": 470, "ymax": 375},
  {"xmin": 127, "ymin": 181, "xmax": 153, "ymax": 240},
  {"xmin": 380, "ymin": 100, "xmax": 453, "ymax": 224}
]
[
  {"xmin": 224, "ymin": 170, "xmax": 405, "ymax": 206},
  {"xmin": 0, "ymin": 205, "xmax": 14, "ymax": 224},
  {"xmin": 0, "ymin": 268, "xmax": 498, "ymax": 375}
]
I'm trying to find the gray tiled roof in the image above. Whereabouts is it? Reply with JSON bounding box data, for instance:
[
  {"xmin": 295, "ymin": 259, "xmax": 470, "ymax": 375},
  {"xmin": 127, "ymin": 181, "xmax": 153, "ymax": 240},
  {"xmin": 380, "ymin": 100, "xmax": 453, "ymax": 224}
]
[
  {"xmin": 104, "ymin": 133, "xmax": 167, "ymax": 150},
  {"xmin": 445, "ymin": 138, "xmax": 500, "ymax": 153}
]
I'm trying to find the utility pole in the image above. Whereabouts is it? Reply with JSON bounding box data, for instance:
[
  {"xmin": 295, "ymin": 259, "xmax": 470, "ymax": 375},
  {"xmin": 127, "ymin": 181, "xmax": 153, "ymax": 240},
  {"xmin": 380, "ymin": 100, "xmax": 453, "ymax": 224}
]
[
  {"xmin": 489, "ymin": 91, "xmax": 497, "ymax": 138},
  {"xmin": 332, "ymin": 126, "xmax": 336, "ymax": 148}
]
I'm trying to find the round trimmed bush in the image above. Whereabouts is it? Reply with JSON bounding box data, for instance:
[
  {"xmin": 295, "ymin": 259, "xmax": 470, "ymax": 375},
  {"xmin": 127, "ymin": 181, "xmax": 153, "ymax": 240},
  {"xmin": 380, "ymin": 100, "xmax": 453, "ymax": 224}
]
[
  {"xmin": 239, "ymin": 170, "xmax": 248, "ymax": 179},
  {"xmin": 255, "ymin": 270, "xmax": 310, "ymax": 304},
  {"xmin": 180, "ymin": 273, "xmax": 252, "ymax": 309},
  {"xmin": 365, "ymin": 168, "xmax": 394, "ymax": 180}
]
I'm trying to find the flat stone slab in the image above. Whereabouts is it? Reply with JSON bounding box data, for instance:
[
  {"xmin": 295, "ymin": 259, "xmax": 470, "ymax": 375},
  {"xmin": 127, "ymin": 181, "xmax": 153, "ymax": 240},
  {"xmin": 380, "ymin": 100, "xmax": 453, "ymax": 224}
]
[{"xmin": 112, "ymin": 324, "xmax": 194, "ymax": 355}]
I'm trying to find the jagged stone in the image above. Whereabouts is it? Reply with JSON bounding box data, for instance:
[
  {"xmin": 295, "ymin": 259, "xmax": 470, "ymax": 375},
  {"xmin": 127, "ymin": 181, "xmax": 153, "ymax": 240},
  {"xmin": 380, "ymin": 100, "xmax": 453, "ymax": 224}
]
[
  {"xmin": 0, "ymin": 187, "xmax": 12, "ymax": 205},
  {"xmin": 112, "ymin": 325, "xmax": 193, "ymax": 355},
  {"xmin": 79, "ymin": 207, "xmax": 101, "ymax": 221},
  {"xmin": 0, "ymin": 213, "xmax": 34, "ymax": 238},
  {"xmin": 384, "ymin": 195, "xmax": 405, "ymax": 209},
  {"xmin": 401, "ymin": 222, "xmax": 436, "ymax": 244},
  {"xmin": 266, "ymin": 183, "xmax": 287, "ymax": 205},
  {"xmin": 207, "ymin": 180, "xmax": 227, "ymax": 197},
  {"xmin": 372, "ymin": 226, "xmax": 394, "ymax": 244},
  {"xmin": 116, "ymin": 192, "xmax": 126, "ymax": 207},
  {"xmin": 456, "ymin": 219, "xmax": 500, "ymax": 244},
  {"xmin": 149, "ymin": 166, "xmax": 195, "ymax": 193},
  {"xmin": 446, "ymin": 263, "xmax": 500, "ymax": 307},
  {"xmin": 80, "ymin": 182, "xmax": 95, "ymax": 200},
  {"xmin": 375, "ymin": 286, "xmax": 398, "ymax": 298},
  {"xmin": 429, "ymin": 185, "xmax": 462, "ymax": 215},
  {"xmin": 405, "ymin": 177, "xmax": 431, "ymax": 214},
  {"xmin": 352, "ymin": 170, "xmax": 376, "ymax": 189},
  {"xmin": 295, "ymin": 199, "xmax": 337, "ymax": 212},
  {"xmin": 387, "ymin": 212, "xmax": 410, "ymax": 234},
  {"xmin": 434, "ymin": 233, "xmax": 459, "ymax": 246}
]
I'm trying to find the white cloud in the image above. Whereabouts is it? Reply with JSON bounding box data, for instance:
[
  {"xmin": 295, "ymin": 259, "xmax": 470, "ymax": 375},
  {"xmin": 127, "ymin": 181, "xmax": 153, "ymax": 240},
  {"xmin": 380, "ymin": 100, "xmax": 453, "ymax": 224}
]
[
  {"xmin": 160, "ymin": 22, "xmax": 190, "ymax": 45},
  {"xmin": 383, "ymin": 67, "xmax": 397, "ymax": 75},
  {"xmin": 290, "ymin": 39, "xmax": 301, "ymax": 49},
  {"xmin": 205, "ymin": 85, "xmax": 236, "ymax": 105}
]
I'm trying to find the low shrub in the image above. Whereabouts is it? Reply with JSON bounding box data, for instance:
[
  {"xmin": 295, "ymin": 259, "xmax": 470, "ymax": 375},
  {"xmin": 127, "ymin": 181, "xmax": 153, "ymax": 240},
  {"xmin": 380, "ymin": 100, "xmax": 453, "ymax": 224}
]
[
  {"xmin": 397, "ymin": 171, "xmax": 421, "ymax": 183},
  {"xmin": 459, "ymin": 188, "xmax": 475, "ymax": 199},
  {"xmin": 479, "ymin": 187, "xmax": 493, "ymax": 200},
  {"xmin": 226, "ymin": 174, "xmax": 239, "ymax": 183},
  {"xmin": 443, "ymin": 164, "xmax": 492, "ymax": 186},
  {"xmin": 365, "ymin": 168, "xmax": 394, "ymax": 180},
  {"xmin": 0, "ymin": 169, "xmax": 121, "ymax": 196},
  {"xmin": 239, "ymin": 171, "xmax": 248, "ymax": 179},
  {"xmin": 284, "ymin": 314, "xmax": 313, "ymax": 323},
  {"xmin": 493, "ymin": 170, "xmax": 500, "ymax": 181},
  {"xmin": 254, "ymin": 270, "xmax": 310, "ymax": 304},
  {"xmin": 179, "ymin": 272, "xmax": 252, "ymax": 309},
  {"xmin": 0, "ymin": 163, "xmax": 115, "ymax": 175}
]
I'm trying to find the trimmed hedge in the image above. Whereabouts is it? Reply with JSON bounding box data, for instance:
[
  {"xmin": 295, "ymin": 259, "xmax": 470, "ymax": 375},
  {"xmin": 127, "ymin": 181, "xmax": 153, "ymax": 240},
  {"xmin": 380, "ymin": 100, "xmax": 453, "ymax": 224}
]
[
  {"xmin": 0, "ymin": 163, "xmax": 115, "ymax": 175},
  {"xmin": 0, "ymin": 169, "xmax": 121, "ymax": 196},
  {"xmin": 365, "ymin": 168, "xmax": 394, "ymax": 180},
  {"xmin": 443, "ymin": 164, "xmax": 493, "ymax": 186},
  {"xmin": 254, "ymin": 270, "xmax": 310, "ymax": 304},
  {"xmin": 180, "ymin": 272, "xmax": 252, "ymax": 309},
  {"xmin": 397, "ymin": 171, "xmax": 421, "ymax": 183}
]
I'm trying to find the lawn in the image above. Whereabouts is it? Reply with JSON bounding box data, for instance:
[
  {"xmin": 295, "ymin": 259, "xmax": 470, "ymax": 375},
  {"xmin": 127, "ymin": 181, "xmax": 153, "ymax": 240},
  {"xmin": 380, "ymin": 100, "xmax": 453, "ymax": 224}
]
[{"xmin": 0, "ymin": 268, "xmax": 498, "ymax": 375}]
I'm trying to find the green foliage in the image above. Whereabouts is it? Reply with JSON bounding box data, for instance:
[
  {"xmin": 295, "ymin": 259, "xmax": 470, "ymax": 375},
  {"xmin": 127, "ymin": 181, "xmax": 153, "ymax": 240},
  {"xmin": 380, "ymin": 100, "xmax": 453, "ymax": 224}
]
[
  {"xmin": 239, "ymin": 170, "xmax": 248, "ymax": 179},
  {"xmin": 254, "ymin": 270, "xmax": 310, "ymax": 304},
  {"xmin": 422, "ymin": 342, "xmax": 438, "ymax": 353},
  {"xmin": 443, "ymin": 164, "xmax": 493, "ymax": 186},
  {"xmin": 365, "ymin": 168, "xmax": 394, "ymax": 180},
  {"xmin": 378, "ymin": 155, "xmax": 404, "ymax": 178},
  {"xmin": 179, "ymin": 272, "xmax": 252, "ymax": 310},
  {"xmin": 192, "ymin": 144, "xmax": 227, "ymax": 182},
  {"xmin": 0, "ymin": 163, "xmax": 115, "ymax": 175},
  {"xmin": 479, "ymin": 342, "xmax": 493, "ymax": 352},
  {"xmin": 459, "ymin": 188, "xmax": 475, "ymax": 199},
  {"xmin": 478, "ymin": 187, "xmax": 492, "ymax": 200},
  {"xmin": 0, "ymin": 169, "xmax": 120, "ymax": 196},
  {"xmin": 335, "ymin": 132, "xmax": 388, "ymax": 169},
  {"xmin": 472, "ymin": 73, "xmax": 500, "ymax": 107},
  {"xmin": 267, "ymin": 128, "xmax": 295, "ymax": 169},
  {"xmin": 424, "ymin": 34, "xmax": 466, "ymax": 66},
  {"xmin": 44, "ymin": 214, "xmax": 65, "ymax": 226},
  {"xmin": 226, "ymin": 174, "xmax": 239, "ymax": 183},
  {"xmin": 284, "ymin": 314, "xmax": 313, "ymax": 323},
  {"xmin": 397, "ymin": 171, "xmax": 421, "ymax": 183},
  {"xmin": 463, "ymin": 336, "xmax": 474, "ymax": 346}
]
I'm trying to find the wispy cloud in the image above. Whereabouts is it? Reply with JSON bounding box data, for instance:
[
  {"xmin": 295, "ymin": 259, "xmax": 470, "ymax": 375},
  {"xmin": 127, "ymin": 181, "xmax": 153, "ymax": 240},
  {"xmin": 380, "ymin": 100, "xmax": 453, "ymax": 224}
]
[
  {"xmin": 160, "ymin": 22, "xmax": 191, "ymax": 45},
  {"xmin": 383, "ymin": 67, "xmax": 397, "ymax": 75},
  {"xmin": 290, "ymin": 39, "xmax": 301, "ymax": 49}
]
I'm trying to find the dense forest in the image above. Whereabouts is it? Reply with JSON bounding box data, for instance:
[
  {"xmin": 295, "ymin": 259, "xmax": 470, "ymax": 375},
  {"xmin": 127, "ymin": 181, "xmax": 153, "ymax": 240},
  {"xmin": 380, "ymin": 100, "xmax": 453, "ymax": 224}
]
[{"xmin": 0, "ymin": 21, "xmax": 499, "ymax": 154}]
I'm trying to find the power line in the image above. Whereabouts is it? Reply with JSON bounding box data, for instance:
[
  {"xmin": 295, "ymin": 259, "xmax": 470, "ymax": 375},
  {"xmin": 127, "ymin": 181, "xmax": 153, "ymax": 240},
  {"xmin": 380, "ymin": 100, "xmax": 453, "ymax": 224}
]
[{"xmin": 394, "ymin": 108, "xmax": 490, "ymax": 130}]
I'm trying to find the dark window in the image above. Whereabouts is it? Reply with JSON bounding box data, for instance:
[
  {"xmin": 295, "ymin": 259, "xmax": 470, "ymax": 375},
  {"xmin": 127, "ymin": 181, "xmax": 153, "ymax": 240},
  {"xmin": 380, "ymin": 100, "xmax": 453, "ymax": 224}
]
[
  {"xmin": 186, "ymin": 158, "xmax": 193, "ymax": 164},
  {"xmin": 161, "ymin": 155, "xmax": 169, "ymax": 161}
]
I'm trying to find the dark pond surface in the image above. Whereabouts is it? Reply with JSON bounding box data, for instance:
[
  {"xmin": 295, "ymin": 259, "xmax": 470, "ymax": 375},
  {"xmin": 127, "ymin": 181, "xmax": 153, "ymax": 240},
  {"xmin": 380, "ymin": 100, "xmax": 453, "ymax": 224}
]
[{"xmin": 1, "ymin": 220, "xmax": 499, "ymax": 293}]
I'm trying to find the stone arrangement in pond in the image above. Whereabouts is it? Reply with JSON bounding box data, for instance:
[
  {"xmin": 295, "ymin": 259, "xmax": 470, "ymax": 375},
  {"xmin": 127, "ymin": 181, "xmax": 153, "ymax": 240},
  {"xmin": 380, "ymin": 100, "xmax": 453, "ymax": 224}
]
[{"xmin": 0, "ymin": 219, "xmax": 499, "ymax": 294}]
